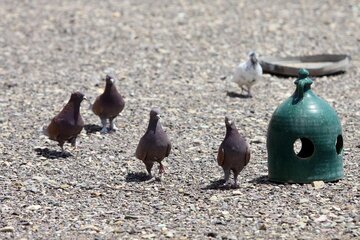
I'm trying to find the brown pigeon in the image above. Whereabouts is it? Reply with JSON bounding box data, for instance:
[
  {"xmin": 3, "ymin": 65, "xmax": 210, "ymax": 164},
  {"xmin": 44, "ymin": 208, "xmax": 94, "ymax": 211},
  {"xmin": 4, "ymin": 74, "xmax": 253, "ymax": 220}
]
[
  {"xmin": 217, "ymin": 116, "xmax": 250, "ymax": 188},
  {"xmin": 43, "ymin": 92, "xmax": 86, "ymax": 152},
  {"xmin": 92, "ymin": 74, "xmax": 125, "ymax": 133},
  {"xmin": 135, "ymin": 108, "xmax": 171, "ymax": 178}
]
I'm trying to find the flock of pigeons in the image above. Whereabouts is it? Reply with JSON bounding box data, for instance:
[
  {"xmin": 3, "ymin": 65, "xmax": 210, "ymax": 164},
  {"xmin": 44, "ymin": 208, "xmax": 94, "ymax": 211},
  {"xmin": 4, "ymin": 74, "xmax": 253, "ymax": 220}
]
[{"xmin": 42, "ymin": 52, "xmax": 263, "ymax": 187}]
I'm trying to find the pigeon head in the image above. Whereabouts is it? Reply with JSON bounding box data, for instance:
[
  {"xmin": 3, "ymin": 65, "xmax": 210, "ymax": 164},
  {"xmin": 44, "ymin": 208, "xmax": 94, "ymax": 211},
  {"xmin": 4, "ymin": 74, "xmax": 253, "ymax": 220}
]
[
  {"xmin": 70, "ymin": 91, "xmax": 87, "ymax": 103},
  {"xmin": 249, "ymin": 51, "xmax": 258, "ymax": 65},
  {"xmin": 105, "ymin": 75, "xmax": 115, "ymax": 85},
  {"xmin": 150, "ymin": 108, "xmax": 161, "ymax": 120},
  {"xmin": 225, "ymin": 116, "xmax": 236, "ymax": 129}
]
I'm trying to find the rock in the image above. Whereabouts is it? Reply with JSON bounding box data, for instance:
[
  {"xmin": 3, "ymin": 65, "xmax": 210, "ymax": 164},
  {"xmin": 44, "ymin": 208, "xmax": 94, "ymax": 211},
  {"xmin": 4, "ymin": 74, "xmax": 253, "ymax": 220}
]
[
  {"xmin": 259, "ymin": 224, "xmax": 267, "ymax": 230},
  {"xmin": 321, "ymin": 209, "xmax": 330, "ymax": 214},
  {"xmin": 311, "ymin": 181, "xmax": 325, "ymax": 189},
  {"xmin": 113, "ymin": 220, "xmax": 123, "ymax": 225},
  {"xmin": 209, "ymin": 195, "xmax": 218, "ymax": 202},
  {"xmin": 125, "ymin": 215, "xmax": 139, "ymax": 220},
  {"xmin": 90, "ymin": 192, "xmax": 104, "ymax": 197},
  {"xmin": 298, "ymin": 221, "xmax": 307, "ymax": 228},
  {"xmin": 221, "ymin": 211, "xmax": 230, "ymax": 217},
  {"xmin": 164, "ymin": 230, "xmax": 174, "ymax": 238},
  {"xmin": 26, "ymin": 184, "xmax": 40, "ymax": 193},
  {"xmin": 26, "ymin": 205, "xmax": 42, "ymax": 211},
  {"xmin": 80, "ymin": 225, "xmax": 100, "ymax": 232},
  {"xmin": 60, "ymin": 184, "xmax": 70, "ymax": 189},
  {"xmin": 222, "ymin": 234, "xmax": 237, "ymax": 240},
  {"xmin": 141, "ymin": 233, "xmax": 156, "ymax": 239},
  {"xmin": 207, "ymin": 232, "xmax": 217, "ymax": 238},
  {"xmin": 299, "ymin": 198, "xmax": 309, "ymax": 204},
  {"xmin": 268, "ymin": 23, "xmax": 279, "ymax": 32},
  {"xmin": 332, "ymin": 205, "xmax": 341, "ymax": 211},
  {"xmin": 232, "ymin": 190, "xmax": 242, "ymax": 195},
  {"xmin": 0, "ymin": 226, "xmax": 14, "ymax": 232},
  {"xmin": 314, "ymin": 215, "xmax": 327, "ymax": 222},
  {"xmin": 175, "ymin": 12, "xmax": 186, "ymax": 25},
  {"xmin": 250, "ymin": 136, "xmax": 266, "ymax": 144}
]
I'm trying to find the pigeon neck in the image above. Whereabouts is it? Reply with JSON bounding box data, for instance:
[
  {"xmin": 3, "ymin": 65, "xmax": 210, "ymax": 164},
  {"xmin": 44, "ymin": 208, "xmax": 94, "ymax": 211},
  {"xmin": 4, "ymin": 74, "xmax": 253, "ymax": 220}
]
[
  {"xmin": 147, "ymin": 119, "xmax": 160, "ymax": 132},
  {"xmin": 225, "ymin": 127, "xmax": 233, "ymax": 137},
  {"xmin": 68, "ymin": 100, "xmax": 81, "ymax": 121},
  {"xmin": 104, "ymin": 83, "xmax": 116, "ymax": 94},
  {"xmin": 226, "ymin": 126, "xmax": 238, "ymax": 137},
  {"xmin": 249, "ymin": 59, "xmax": 258, "ymax": 69}
]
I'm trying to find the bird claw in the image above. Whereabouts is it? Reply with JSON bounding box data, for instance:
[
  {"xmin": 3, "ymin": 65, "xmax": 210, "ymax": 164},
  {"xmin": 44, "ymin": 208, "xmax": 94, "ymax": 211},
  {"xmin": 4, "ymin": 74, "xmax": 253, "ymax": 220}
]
[
  {"xmin": 145, "ymin": 176, "xmax": 161, "ymax": 183},
  {"xmin": 60, "ymin": 150, "xmax": 71, "ymax": 157},
  {"xmin": 110, "ymin": 124, "xmax": 118, "ymax": 131},
  {"xmin": 158, "ymin": 164, "xmax": 165, "ymax": 174},
  {"xmin": 222, "ymin": 181, "xmax": 232, "ymax": 189},
  {"xmin": 100, "ymin": 127, "xmax": 108, "ymax": 134}
]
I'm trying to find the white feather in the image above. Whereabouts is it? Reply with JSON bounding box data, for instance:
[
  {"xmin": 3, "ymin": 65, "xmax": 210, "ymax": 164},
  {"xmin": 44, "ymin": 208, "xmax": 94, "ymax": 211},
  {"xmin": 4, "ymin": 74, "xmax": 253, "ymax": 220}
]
[{"xmin": 231, "ymin": 53, "xmax": 263, "ymax": 93}]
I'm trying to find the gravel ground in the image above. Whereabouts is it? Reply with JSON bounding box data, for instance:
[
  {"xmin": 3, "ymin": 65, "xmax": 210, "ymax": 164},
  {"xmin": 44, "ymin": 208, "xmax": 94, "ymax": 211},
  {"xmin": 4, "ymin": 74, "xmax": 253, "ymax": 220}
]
[{"xmin": 1, "ymin": 0, "xmax": 360, "ymax": 239}]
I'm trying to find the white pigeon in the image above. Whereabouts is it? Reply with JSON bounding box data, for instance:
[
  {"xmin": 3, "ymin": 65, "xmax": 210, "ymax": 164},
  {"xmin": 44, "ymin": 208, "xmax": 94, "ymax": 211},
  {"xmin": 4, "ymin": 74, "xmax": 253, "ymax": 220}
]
[{"xmin": 231, "ymin": 51, "xmax": 263, "ymax": 97}]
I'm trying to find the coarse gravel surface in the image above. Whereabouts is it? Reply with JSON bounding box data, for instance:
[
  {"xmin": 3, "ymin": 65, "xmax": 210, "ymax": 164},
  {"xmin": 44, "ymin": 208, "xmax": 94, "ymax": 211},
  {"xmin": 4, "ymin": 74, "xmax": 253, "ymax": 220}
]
[{"xmin": 0, "ymin": 0, "xmax": 360, "ymax": 239}]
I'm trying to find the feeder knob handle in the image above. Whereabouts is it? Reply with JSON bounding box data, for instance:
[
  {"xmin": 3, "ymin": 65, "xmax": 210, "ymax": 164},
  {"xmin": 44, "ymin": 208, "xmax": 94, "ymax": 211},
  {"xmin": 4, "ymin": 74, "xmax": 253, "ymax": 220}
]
[
  {"xmin": 298, "ymin": 68, "xmax": 309, "ymax": 79},
  {"xmin": 294, "ymin": 68, "xmax": 313, "ymax": 103}
]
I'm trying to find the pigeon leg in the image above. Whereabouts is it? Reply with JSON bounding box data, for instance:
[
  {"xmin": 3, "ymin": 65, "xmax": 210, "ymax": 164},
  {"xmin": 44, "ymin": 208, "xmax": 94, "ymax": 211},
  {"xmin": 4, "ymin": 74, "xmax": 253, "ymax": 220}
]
[
  {"xmin": 100, "ymin": 118, "xmax": 108, "ymax": 134},
  {"xmin": 247, "ymin": 86, "xmax": 253, "ymax": 98},
  {"xmin": 70, "ymin": 137, "xmax": 77, "ymax": 149},
  {"xmin": 240, "ymin": 86, "xmax": 246, "ymax": 95},
  {"xmin": 58, "ymin": 141, "xmax": 65, "ymax": 153},
  {"xmin": 109, "ymin": 117, "xmax": 118, "ymax": 131},
  {"xmin": 154, "ymin": 163, "xmax": 165, "ymax": 181},
  {"xmin": 145, "ymin": 161, "xmax": 154, "ymax": 178},
  {"xmin": 222, "ymin": 169, "xmax": 231, "ymax": 187},
  {"xmin": 158, "ymin": 162, "xmax": 165, "ymax": 175},
  {"xmin": 232, "ymin": 170, "xmax": 240, "ymax": 189}
]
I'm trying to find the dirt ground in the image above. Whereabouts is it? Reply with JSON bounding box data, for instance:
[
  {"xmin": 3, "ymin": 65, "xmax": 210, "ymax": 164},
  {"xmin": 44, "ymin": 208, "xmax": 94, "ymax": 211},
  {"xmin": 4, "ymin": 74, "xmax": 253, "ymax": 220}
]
[{"xmin": 0, "ymin": 0, "xmax": 359, "ymax": 239}]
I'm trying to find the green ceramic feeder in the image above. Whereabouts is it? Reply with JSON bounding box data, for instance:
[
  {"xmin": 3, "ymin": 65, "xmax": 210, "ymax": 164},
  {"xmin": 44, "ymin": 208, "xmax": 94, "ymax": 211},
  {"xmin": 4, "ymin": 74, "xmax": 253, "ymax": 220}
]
[{"xmin": 267, "ymin": 68, "xmax": 343, "ymax": 183}]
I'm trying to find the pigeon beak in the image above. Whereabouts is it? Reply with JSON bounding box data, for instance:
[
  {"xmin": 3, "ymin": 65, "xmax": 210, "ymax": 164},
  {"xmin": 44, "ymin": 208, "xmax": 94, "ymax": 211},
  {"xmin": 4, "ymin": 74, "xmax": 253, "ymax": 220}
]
[
  {"xmin": 157, "ymin": 114, "xmax": 161, "ymax": 120},
  {"xmin": 83, "ymin": 96, "xmax": 88, "ymax": 101}
]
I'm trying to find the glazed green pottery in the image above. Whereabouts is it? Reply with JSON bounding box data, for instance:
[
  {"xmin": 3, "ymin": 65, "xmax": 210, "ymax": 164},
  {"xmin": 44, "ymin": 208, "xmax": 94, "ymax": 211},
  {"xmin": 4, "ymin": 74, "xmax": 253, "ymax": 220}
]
[{"xmin": 267, "ymin": 69, "xmax": 343, "ymax": 183}]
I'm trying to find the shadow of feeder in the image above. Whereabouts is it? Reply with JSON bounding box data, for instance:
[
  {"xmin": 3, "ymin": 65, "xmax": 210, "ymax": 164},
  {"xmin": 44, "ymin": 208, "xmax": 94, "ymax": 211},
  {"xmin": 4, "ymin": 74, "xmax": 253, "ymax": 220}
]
[{"xmin": 267, "ymin": 69, "xmax": 344, "ymax": 183}]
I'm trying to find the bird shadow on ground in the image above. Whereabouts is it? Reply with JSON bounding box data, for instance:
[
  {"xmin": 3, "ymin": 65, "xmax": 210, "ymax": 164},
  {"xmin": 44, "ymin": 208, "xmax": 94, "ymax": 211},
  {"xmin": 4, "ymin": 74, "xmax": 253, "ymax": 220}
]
[
  {"xmin": 84, "ymin": 124, "xmax": 102, "ymax": 134},
  {"xmin": 202, "ymin": 179, "xmax": 233, "ymax": 190},
  {"xmin": 34, "ymin": 147, "xmax": 72, "ymax": 159},
  {"xmin": 249, "ymin": 175, "xmax": 282, "ymax": 185},
  {"xmin": 226, "ymin": 91, "xmax": 251, "ymax": 99},
  {"xmin": 125, "ymin": 172, "xmax": 152, "ymax": 183}
]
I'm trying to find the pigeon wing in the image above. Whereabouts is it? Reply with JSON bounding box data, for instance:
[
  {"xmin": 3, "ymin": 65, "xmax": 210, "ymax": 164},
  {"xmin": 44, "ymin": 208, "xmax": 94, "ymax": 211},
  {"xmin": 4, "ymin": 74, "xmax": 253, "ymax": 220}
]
[
  {"xmin": 46, "ymin": 118, "xmax": 61, "ymax": 141},
  {"xmin": 135, "ymin": 137, "xmax": 148, "ymax": 161},
  {"xmin": 217, "ymin": 145, "xmax": 225, "ymax": 166},
  {"xmin": 91, "ymin": 96, "xmax": 104, "ymax": 116},
  {"xmin": 165, "ymin": 142, "xmax": 171, "ymax": 157},
  {"xmin": 244, "ymin": 145, "xmax": 251, "ymax": 166}
]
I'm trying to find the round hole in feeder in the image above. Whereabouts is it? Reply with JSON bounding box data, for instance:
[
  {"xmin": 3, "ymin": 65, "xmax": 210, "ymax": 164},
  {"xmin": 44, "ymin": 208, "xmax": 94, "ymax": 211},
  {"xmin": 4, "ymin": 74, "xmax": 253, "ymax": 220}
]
[
  {"xmin": 293, "ymin": 138, "xmax": 314, "ymax": 159},
  {"xmin": 336, "ymin": 135, "xmax": 343, "ymax": 154}
]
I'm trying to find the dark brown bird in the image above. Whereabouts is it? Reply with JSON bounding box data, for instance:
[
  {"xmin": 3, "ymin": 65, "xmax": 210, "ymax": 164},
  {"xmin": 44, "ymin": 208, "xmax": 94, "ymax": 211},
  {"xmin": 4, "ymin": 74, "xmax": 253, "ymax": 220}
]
[
  {"xmin": 217, "ymin": 116, "xmax": 250, "ymax": 188},
  {"xmin": 92, "ymin": 75, "xmax": 125, "ymax": 133},
  {"xmin": 135, "ymin": 108, "xmax": 171, "ymax": 178},
  {"xmin": 43, "ymin": 92, "xmax": 86, "ymax": 152}
]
